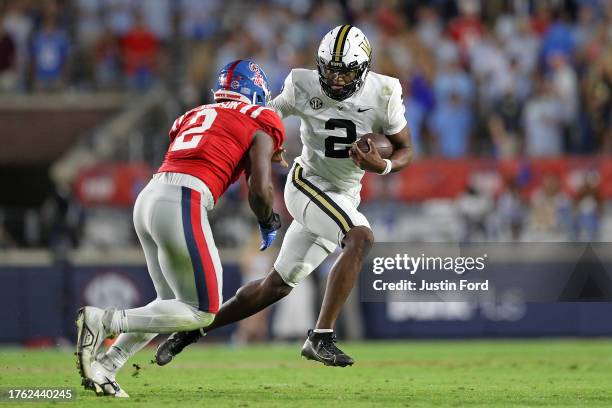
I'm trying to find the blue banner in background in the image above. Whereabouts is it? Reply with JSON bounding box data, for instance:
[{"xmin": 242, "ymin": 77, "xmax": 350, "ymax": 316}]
[
  {"xmin": 1, "ymin": 263, "xmax": 242, "ymax": 344},
  {"xmin": 360, "ymin": 302, "xmax": 612, "ymax": 339},
  {"xmin": 0, "ymin": 266, "xmax": 64, "ymax": 343}
]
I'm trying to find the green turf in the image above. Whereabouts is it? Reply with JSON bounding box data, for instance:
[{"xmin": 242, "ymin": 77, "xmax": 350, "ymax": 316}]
[{"xmin": 1, "ymin": 339, "xmax": 612, "ymax": 407}]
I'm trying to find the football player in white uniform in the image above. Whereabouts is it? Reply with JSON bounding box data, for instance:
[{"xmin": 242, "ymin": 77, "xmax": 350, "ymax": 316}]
[{"xmin": 156, "ymin": 25, "xmax": 412, "ymax": 367}]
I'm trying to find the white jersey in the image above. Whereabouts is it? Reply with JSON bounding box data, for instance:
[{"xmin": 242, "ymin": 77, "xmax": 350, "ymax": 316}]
[{"xmin": 269, "ymin": 69, "xmax": 407, "ymax": 194}]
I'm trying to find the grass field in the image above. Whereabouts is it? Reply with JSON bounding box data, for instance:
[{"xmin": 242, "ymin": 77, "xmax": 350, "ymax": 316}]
[{"xmin": 1, "ymin": 339, "xmax": 612, "ymax": 407}]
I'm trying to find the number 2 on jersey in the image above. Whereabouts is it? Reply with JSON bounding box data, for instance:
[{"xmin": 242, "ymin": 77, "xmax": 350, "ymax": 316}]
[
  {"xmin": 170, "ymin": 108, "xmax": 218, "ymax": 151},
  {"xmin": 324, "ymin": 119, "xmax": 356, "ymax": 158}
]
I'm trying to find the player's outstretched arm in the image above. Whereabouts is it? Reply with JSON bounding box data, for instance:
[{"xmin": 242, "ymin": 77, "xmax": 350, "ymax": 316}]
[{"xmin": 247, "ymin": 130, "xmax": 282, "ymax": 251}]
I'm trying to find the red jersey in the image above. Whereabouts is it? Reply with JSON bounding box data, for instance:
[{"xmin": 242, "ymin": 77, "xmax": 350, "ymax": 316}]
[{"xmin": 158, "ymin": 101, "xmax": 285, "ymax": 201}]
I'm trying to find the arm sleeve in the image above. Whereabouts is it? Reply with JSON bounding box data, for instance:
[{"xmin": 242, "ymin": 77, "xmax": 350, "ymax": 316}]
[
  {"xmin": 383, "ymin": 80, "xmax": 408, "ymax": 135},
  {"xmin": 268, "ymin": 71, "xmax": 296, "ymax": 120}
]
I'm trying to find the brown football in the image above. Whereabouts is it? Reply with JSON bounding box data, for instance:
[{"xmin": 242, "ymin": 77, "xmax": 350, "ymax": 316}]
[{"xmin": 356, "ymin": 133, "xmax": 393, "ymax": 159}]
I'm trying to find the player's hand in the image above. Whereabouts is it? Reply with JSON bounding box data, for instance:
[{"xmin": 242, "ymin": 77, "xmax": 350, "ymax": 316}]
[
  {"xmin": 258, "ymin": 212, "xmax": 282, "ymax": 251},
  {"xmin": 349, "ymin": 139, "xmax": 386, "ymax": 173},
  {"xmin": 272, "ymin": 147, "xmax": 288, "ymax": 168}
]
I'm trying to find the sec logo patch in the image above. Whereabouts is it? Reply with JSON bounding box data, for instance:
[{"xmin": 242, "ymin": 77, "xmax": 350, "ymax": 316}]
[{"xmin": 309, "ymin": 97, "xmax": 322, "ymax": 110}]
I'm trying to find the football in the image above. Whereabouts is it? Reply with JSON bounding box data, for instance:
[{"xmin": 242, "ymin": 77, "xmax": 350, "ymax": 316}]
[{"xmin": 356, "ymin": 133, "xmax": 394, "ymax": 159}]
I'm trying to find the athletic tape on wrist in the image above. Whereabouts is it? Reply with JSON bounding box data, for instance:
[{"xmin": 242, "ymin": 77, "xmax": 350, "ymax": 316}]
[{"xmin": 380, "ymin": 159, "xmax": 392, "ymax": 175}]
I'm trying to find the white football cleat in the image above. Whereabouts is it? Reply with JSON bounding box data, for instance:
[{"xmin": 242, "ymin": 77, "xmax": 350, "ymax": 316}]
[
  {"xmin": 75, "ymin": 307, "xmax": 114, "ymax": 392},
  {"xmin": 87, "ymin": 359, "xmax": 129, "ymax": 398}
]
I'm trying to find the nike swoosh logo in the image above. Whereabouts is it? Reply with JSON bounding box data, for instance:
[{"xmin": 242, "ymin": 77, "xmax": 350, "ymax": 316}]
[{"xmin": 357, "ymin": 108, "xmax": 372, "ymax": 112}]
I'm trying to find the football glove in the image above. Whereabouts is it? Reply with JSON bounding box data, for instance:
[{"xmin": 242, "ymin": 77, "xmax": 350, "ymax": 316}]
[{"xmin": 258, "ymin": 212, "xmax": 281, "ymax": 251}]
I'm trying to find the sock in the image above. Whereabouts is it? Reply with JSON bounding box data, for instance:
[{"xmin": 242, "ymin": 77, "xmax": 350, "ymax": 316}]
[
  {"xmin": 108, "ymin": 309, "xmax": 128, "ymax": 335},
  {"xmin": 101, "ymin": 332, "xmax": 158, "ymax": 373},
  {"xmin": 313, "ymin": 329, "xmax": 334, "ymax": 334},
  {"xmin": 120, "ymin": 299, "xmax": 214, "ymax": 333}
]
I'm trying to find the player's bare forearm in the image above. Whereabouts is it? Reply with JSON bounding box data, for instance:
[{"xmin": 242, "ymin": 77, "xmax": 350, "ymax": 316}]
[
  {"xmin": 388, "ymin": 146, "xmax": 412, "ymax": 173},
  {"xmin": 350, "ymin": 126, "xmax": 413, "ymax": 173},
  {"xmin": 386, "ymin": 125, "xmax": 413, "ymax": 173},
  {"xmin": 248, "ymin": 187, "xmax": 274, "ymax": 222},
  {"xmin": 247, "ymin": 131, "xmax": 276, "ymax": 222}
]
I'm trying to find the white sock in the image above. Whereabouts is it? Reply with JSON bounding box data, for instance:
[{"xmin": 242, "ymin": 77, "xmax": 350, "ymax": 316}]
[
  {"xmin": 117, "ymin": 299, "xmax": 215, "ymax": 333},
  {"xmin": 313, "ymin": 329, "xmax": 333, "ymax": 333},
  {"xmin": 108, "ymin": 310, "xmax": 128, "ymax": 335},
  {"xmin": 101, "ymin": 332, "xmax": 158, "ymax": 373}
]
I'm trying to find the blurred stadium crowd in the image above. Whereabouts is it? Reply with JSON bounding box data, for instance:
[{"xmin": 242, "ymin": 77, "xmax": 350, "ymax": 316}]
[{"xmin": 1, "ymin": 0, "xmax": 612, "ymax": 251}]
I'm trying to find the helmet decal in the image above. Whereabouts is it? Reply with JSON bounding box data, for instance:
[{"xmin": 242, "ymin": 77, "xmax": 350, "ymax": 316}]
[
  {"xmin": 249, "ymin": 62, "xmax": 260, "ymax": 73},
  {"xmin": 359, "ymin": 38, "xmax": 372, "ymax": 58}
]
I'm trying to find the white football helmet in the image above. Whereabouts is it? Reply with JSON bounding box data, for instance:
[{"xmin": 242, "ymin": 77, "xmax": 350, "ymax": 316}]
[
  {"xmin": 317, "ymin": 24, "xmax": 372, "ymax": 101},
  {"xmin": 317, "ymin": 25, "xmax": 372, "ymax": 101}
]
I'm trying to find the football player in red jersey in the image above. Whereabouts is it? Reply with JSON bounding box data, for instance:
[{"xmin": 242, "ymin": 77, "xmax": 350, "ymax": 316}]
[{"xmin": 75, "ymin": 60, "xmax": 286, "ymax": 398}]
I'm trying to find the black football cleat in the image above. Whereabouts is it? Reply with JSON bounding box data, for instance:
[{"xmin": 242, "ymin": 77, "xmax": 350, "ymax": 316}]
[
  {"xmin": 155, "ymin": 330, "xmax": 202, "ymax": 366},
  {"xmin": 300, "ymin": 329, "xmax": 354, "ymax": 367}
]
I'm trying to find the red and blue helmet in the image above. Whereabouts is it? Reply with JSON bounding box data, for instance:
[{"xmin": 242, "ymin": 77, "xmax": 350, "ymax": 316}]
[{"xmin": 213, "ymin": 60, "xmax": 271, "ymax": 106}]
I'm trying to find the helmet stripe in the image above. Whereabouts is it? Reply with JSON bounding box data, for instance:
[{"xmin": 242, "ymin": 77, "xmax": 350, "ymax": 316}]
[
  {"xmin": 224, "ymin": 60, "xmax": 242, "ymax": 90},
  {"xmin": 333, "ymin": 25, "xmax": 352, "ymax": 63}
]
